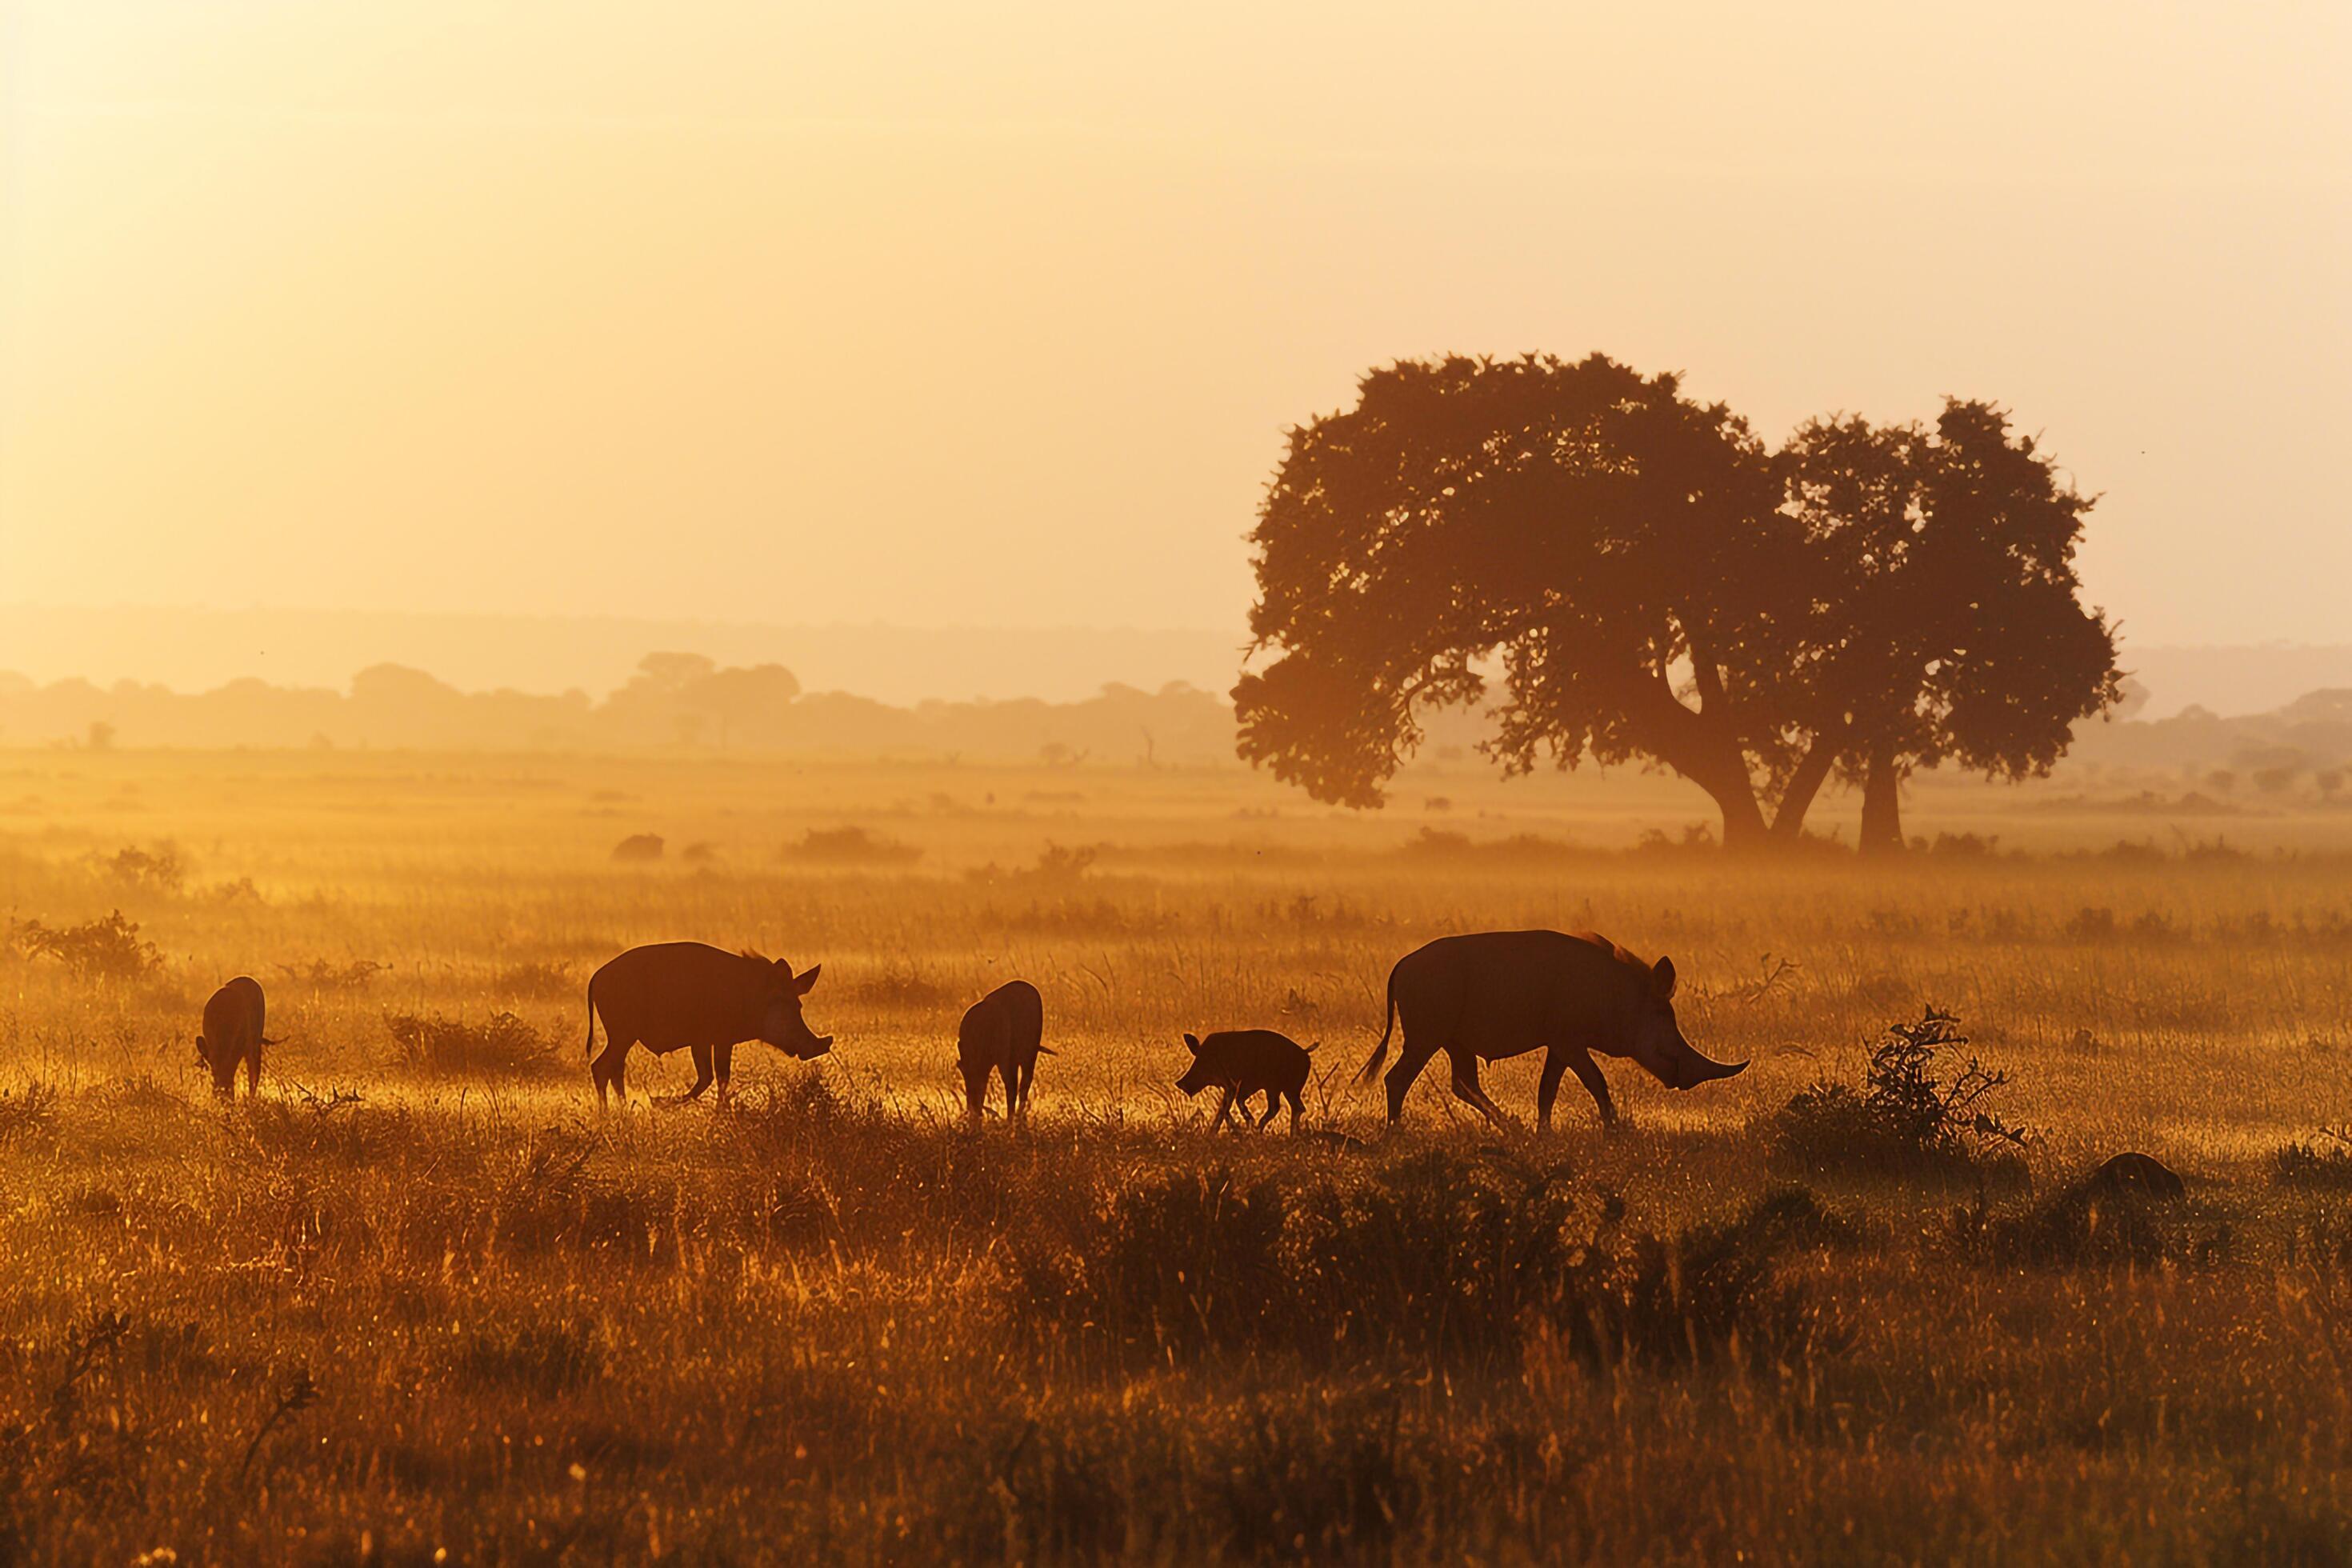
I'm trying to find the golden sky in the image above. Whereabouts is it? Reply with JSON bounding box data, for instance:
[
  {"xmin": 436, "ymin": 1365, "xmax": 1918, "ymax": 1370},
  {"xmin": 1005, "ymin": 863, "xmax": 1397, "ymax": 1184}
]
[{"xmin": 2, "ymin": 2, "xmax": 2346, "ymax": 650}]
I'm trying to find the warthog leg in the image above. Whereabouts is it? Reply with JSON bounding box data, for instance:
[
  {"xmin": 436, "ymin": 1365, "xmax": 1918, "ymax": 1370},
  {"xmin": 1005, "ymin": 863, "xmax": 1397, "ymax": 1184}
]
[
  {"xmin": 591, "ymin": 1043, "xmax": 630, "ymax": 1109},
  {"xmin": 714, "ymin": 1042, "xmax": 734, "ymax": 1108},
  {"xmin": 1383, "ymin": 1034, "xmax": 1443, "ymax": 1123},
  {"xmin": 1536, "ymin": 1049, "xmax": 1570, "ymax": 1130},
  {"xmin": 1209, "ymin": 1084, "xmax": 1238, "ymax": 1132},
  {"xmin": 674, "ymin": 1043, "xmax": 715, "ymax": 1104},
  {"xmin": 1257, "ymin": 1092, "xmax": 1285, "ymax": 1130},
  {"xmin": 1560, "ymin": 1045, "xmax": 1616, "ymax": 1128},
  {"xmin": 1447, "ymin": 1050, "xmax": 1515, "ymax": 1129}
]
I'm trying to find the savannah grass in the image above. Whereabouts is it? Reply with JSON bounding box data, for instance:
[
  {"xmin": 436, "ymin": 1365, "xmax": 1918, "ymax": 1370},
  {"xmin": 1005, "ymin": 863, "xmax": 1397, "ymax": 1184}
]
[{"xmin": 0, "ymin": 750, "xmax": 2347, "ymax": 1562}]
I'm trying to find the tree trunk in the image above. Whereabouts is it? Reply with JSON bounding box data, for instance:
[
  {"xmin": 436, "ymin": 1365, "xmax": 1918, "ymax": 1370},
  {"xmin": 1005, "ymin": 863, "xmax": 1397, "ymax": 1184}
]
[
  {"xmin": 1713, "ymin": 784, "xmax": 1773, "ymax": 850},
  {"xmin": 1770, "ymin": 727, "xmax": 1846, "ymax": 839},
  {"xmin": 1859, "ymin": 742, "xmax": 1906, "ymax": 855}
]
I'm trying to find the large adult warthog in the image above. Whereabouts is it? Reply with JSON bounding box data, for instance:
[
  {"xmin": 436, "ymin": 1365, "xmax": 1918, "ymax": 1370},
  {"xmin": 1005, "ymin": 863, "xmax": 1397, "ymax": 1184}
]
[
  {"xmin": 1357, "ymin": 930, "xmax": 1745, "ymax": 1130},
  {"xmin": 584, "ymin": 942, "xmax": 832, "ymax": 1108}
]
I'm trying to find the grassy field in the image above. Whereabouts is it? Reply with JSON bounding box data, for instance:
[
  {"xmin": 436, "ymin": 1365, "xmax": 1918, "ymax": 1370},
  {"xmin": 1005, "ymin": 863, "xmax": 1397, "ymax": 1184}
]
[{"xmin": 2, "ymin": 750, "xmax": 2350, "ymax": 1563}]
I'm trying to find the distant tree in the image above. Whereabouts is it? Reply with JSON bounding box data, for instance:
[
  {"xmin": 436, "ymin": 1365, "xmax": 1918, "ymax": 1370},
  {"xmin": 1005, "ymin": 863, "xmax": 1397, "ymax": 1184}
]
[
  {"xmin": 1778, "ymin": 402, "xmax": 2122, "ymax": 851},
  {"xmin": 85, "ymin": 720, "xmax": 115, "ymax": 752},
  {"xmin": 1237, "ymin": 358, "xmax": 2119, "ymax": 850},
  {"xmin": 682, "ymin": 663, "xmax": 800, "ymax": 747},
  {"xmin": 1234, "ymin": 354, "xmax": 1814, "ymax": 848}
]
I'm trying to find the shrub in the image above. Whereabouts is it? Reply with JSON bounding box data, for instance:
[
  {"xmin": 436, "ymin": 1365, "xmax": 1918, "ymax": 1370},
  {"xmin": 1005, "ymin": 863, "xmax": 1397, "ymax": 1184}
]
[
  {"xmin": 1038, "ymin": 1153, "xmax": 1847, "ymax": 1374},
  {"xmin": 611, "ymin": 833, "xmax": 665, "ymax": 862},
  {"xmin": 90, "ymin": 842, "xmax": 186, "ymax": 894},
  {"xmin": 14, "ymin": 911, "xmax": 160, "ymax": 982},
  {"xmin": 782, "ymin": 826, "xmax": 922, "ymax": 866},
  {"xmin": 2274, "ymin": 1133, "xmax": 2352, "ymax": 1191},
  {"xmin": 278, "ymin": 958, "xmax": 392, "ymax": 992},
  {"xmin": 451, "ymin": 1319, "xmax": 607, "ymax": 1395},
  {"xmin": 850, "ymin": 965, "xmax": 959, "ymax": 1007},
  {"xmin": 1767, "ymin": 1008, "xmax": 2029, "ymax": 1175},
  {"xmin": 1980, "ymin": 1175, "xmax": 2228, "ymax": 1270},
  {"xmin": 489, "ymin": 959, "xmax": 574, "ymax": 1000},
  {"xmin": 384, "ymin": 1010, "xmax": 561, "ymax": 1078},
  {"xmin": 0, "ymin": 1081, "xmax": 58, "ymax": 1145}
]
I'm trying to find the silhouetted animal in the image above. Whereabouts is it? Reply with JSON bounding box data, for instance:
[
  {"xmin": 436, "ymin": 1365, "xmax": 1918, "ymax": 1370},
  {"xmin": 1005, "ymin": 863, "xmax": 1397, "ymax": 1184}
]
[
  {"xmin": 583, "ymin": 942, "xmax": 831, "ymax": 1108},
  {"xmin": 2088, "ymin": 1151, "xmax": 2186, "ymax": 1199},
  {"xmin": 1356, "ymin": 931, "xmax": 1746, "ymax": 1130},
  {"xmin": 957, "ymin": 980, "xmax": 1050, "ymax": 1119},
  {"xmin": 1176, "ymin": 1030, "xmax": 1312, "ymax": 1132},
  {"xmin": 196, "ymin": 976, "xmax": 274, "ymax": 1100}
]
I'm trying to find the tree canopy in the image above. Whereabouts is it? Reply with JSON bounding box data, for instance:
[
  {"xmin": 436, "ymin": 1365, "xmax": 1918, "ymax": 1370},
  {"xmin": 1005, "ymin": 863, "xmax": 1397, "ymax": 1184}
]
[{"xmin": 1234, "ymin": 354, "xmax": 2120, "ymax": 847}]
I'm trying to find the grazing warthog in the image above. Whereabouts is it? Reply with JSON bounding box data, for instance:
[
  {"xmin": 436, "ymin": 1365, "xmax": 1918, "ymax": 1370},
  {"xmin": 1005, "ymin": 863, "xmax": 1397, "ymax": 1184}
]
[
  {"xmin": 1357, "ymin": 930, "xmax": 1746, "ymax": 1130},
  {"xmin": 957, "ymin": 980, "xmax": 1050, "ymax": 1120},
  {"xmin": 584, "ymin": 942, "xmax": 832, "ymax": 1108},
  {"xmin": 1175, "ymin": 1030, "xmax": 1312, "ymax": 1132},
  {"xmin": 197, "ymin": 976, "xmax": 274, "ymax": 1100}
]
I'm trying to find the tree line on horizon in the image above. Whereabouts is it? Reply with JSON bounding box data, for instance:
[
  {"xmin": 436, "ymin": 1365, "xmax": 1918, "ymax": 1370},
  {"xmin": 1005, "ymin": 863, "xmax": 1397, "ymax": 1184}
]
[
  {"xmin": 0, "ymin": 654, "xmax": 1238, "ymax": 763},
  {"xmin": 1234, "ymin": 353, "xmax": 2122, "ymax": 850}
]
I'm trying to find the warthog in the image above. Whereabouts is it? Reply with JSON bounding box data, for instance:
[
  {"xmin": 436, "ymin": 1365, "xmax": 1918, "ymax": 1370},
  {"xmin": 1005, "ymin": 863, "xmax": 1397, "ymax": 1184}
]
[
  {"xmin": 957, "ymin": 980, "xmax": 1051, "ymax": 1120},
  {"xmin": 1357, "ymin": 930, "xmax": 1746, "ymax": 1130},
  {"xmin": 197, "ymin": 976, "xmax": 275, "ymax": 1100},
  {"xmin": 584, "ymin": 942, "xmax": 832, "ymax": 1108},
  {"xmin": 1176, "ymin": 1029, "xmax": 1313, "ymax": 1132}
]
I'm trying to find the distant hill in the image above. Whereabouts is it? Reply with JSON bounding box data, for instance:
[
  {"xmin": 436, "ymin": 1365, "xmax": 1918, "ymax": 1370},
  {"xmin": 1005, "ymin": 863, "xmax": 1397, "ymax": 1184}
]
[{"xmin": 0, "ymin": 605, "xmax": 1247, "ymax": 707}]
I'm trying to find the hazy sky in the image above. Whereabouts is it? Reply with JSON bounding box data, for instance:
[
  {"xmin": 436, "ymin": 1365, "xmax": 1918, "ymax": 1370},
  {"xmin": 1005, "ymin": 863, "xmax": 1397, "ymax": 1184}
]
[{"xmin": 3, "ymin": 2, "xmax": 2346, "ymax": 654}]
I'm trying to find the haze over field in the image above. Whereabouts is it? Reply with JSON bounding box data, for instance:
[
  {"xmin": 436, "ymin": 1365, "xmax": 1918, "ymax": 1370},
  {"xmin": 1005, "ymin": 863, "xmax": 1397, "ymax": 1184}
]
[{"xmin": 5, "ymin": 2, "xmax": 2349, "ymax": 669}]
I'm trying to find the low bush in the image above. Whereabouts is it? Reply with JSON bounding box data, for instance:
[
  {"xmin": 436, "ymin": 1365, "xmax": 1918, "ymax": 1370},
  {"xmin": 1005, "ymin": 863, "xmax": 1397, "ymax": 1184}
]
[
  {"xmin": 2274, "ymin": 1133, "xmax": 2352, "ymax": 1191},
  {"xmin": 489, "ymin": 959, "xmax": 574, "ymax": 1000},
  {"xmin": 1979, "ymin": 1175, "xmax": 2229, "ymax": 1270},
  {"xmin": 13, "ymin": 911, "xmax": 160, "ymax": 982},
  {"xmin": 1766, "ymin": 1008, "xmax": 2029, "ymax": 1177},
  {"xmin": 384, "ymin": 1010, "xmax": 562, "ymax": 1078},
  {"xmin": 782, "ymin": 826, "xmax": 922, "ymax": 866},
  {"xmin": 277, "ymin": 958, "xmax": 392, "ymax": 992},
  {"xmin": 1033, "ymin": 1151, "xmax": 1849, "ymax": 1374}
]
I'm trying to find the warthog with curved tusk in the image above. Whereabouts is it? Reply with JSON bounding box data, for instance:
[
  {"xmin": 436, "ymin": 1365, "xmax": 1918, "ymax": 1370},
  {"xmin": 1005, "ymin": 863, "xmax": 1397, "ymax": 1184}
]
[
  {"xmin": 584, "ymin": 942, "xmax": 832, "ymax": 1108},
  {"xmin": 1356, "ymin": 930, "xmax": 1746, "ymax": 1130}
]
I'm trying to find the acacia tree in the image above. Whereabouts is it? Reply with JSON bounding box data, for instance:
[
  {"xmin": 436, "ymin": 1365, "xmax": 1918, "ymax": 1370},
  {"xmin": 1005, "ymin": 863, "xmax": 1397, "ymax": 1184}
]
[
  {"xmin": 1234, "ymin": 354, "xmax": 1823, "ymax": 847},
  {"xmin": 1236, "ymin": 357, "xmax": 2120, "ymax": 848},
  {"xmin": 1779, "ymin": 402, "xmax": 2121, "ymax": 851}
]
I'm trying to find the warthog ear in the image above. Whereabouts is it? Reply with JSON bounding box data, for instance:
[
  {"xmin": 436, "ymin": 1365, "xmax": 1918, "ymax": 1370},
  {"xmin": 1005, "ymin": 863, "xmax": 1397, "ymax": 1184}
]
[
  {"xmin": 793, "ymin": 964, "xmax": 822, "ymax": 995},
  {"xmin": 1183, "ymin": 1032, "xmax": 1202, "ymax": 1055},
  {"xmin": 1651, "ymin": 957, "xmax": 1678, "ymax": 1000}
]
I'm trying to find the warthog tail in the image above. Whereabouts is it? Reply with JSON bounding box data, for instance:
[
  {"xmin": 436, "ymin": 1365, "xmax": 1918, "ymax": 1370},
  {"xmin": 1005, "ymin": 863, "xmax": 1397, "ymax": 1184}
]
[
  {"xmin": 1034, "ymin": 1045, "xmax": 1058, "ymax": 1056},
  {"xmin": 1354, "ymin": 962, "xmax": 1402, "ymax": 1086}
]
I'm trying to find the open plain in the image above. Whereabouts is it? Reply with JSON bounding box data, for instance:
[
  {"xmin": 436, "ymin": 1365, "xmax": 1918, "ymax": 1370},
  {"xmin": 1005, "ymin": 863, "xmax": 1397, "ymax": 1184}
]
[{"xmin": 0, "ymin": 750, "xmax": 2348, "ymax": 1563}]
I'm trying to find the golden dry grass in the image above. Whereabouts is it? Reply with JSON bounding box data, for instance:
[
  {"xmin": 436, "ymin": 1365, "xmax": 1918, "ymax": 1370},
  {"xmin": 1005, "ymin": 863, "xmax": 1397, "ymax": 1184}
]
[{"xmin": 0, "ymin": 750, "xmax": 2349, "ymax": 1562}]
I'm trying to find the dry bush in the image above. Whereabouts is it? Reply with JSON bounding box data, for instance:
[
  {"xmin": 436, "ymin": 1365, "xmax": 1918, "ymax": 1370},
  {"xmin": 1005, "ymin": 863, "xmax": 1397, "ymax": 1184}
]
[
  {"xmin": 383, "ymin": 1010, "xmax": 561, "ymax": 1078},
  {"xmin": 1766, "ymin": 1007, "xmax": 2029, "ymax": 1178},
  {"xmin": 782, "ymin": 825, "xmax": 922, "ymax": 866},
  {"xmin": 277, "ymin": 958, "xmax": 392, "ymax": 992},
  {"xmin": 12, "ymin": 911, "xmax": 160, "ymax": 982},
  {"xmin": 0, "ymin": 1082, "xmax": 57, "ymax": 1146},
  {"xmin": 850, "ymin": 964, "xmax": 960, "ymax": 1007},
  {"xmin": 87, "ymin": 842, "xmax": 186, "ymax": 894},
  {"xmin": 610, "ymin": 833, "xmax": 665, "ymax": 862},
  {"xmin": 1977, "ymin": 1174, "xmax": 2229, "ymax": 1269},
  {"xmin": 1026, "ymin": 1151, "xmax": 1849, "ymax": 1373},
  {"xmin": 488, "ymin": 959, "xmax": 574, "ymax": 1000},
  {"xmin": 2275, "ymin": 1132, "xmax": 2352, "ymax": 1191}
]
